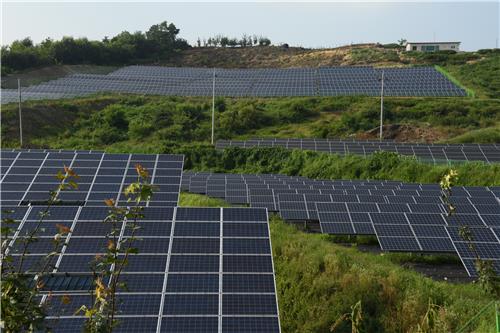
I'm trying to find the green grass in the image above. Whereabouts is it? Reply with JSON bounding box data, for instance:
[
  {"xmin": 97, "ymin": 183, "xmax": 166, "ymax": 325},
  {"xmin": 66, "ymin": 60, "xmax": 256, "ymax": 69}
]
[
  {"xmin": 178, "ymin": 192, "xmax": 231, "ymax": 207},
  {"xmin": 435, "ymin": 65, "xmax": 475, "ymax": 97},
  {"xmin": 444, "ymin": 126, "xmax": 500, "ymax": 144},
  {"xmin": 175, "ymin": 146, "xmax": 500, "ymax": 186},
  {"xmin": 2, "ymin": 94, "xmax": 499, "ymax": 148},
  {"xmin": 179, "ymin": 192, "xmax": 497, "ymax": 332},
  {"xmin": 443, "ymin": 55, "xmax": 500, "ymax": 99},
  {"xmin": 270, "ymin": 216, "xmax": 497, "ymax": 333}
]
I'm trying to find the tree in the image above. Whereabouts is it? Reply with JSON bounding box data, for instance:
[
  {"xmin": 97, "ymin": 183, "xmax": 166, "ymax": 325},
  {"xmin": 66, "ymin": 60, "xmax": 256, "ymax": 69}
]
[
  {"xmin": 228, "ymin": 38, "xmax": 238, "ymax": 47},
  {"xmin": 145, "ymin": 21, "xmax": 180, "ymax": 54},
  {"xmin": 259, "ymin": 37, "xmax": 272, "ymax": 46},
  {"xmin": 220, "ymin": 37, "xmax": 229, "ymax": 47},
  {"xmin": 240, "ymin": 34, "xmax": 250, "ymax": 47}
]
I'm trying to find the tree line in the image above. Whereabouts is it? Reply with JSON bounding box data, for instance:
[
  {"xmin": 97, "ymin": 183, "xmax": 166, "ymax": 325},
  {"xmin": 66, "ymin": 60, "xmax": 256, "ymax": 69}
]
[
  {"xmin": 196, "ymin": 34, "xmax": 271, "ymax": 48},
  {"xmin": 1, "ymin": 21, "xmax": 271, "ymax": 74}
]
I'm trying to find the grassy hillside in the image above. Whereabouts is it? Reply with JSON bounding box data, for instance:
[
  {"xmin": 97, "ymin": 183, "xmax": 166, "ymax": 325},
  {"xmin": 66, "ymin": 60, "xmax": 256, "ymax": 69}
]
[
  {"xmin": 444, "ymin": 54, "xmax": 500, "ymax": 99},
  {"xmin": 179, "ymin": 193, "xmax": 497, "ymax": 333},
  {"xmin": 2, "ymin": 94, "xmax": 499, "ymax": 149},
  {"xmin": 4, "ymin": 45, "xmax": 499, "ymax": 98}
]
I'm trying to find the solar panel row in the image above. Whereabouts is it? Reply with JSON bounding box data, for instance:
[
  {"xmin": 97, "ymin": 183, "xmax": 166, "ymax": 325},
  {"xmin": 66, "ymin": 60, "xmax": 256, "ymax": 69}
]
[
  {"xmin": 216, "ymin": 139, "xmax": 500, "ymax": 164},
  {"xmin": 181, "ymin": 171, "xmax": 500, "ymax": 277},
  {"xmin": 0, "ymin": 149, "xmax": 281, "ymax": 332},
  {"xmin": 1, "ymin": 65, "xmax": 466, "ymax": 104},
  {"xmin": 3, "ymin": 206, "xmax": 280, "ymax": 333},
  {"xmin": 1, "ymin": 151, "xmax": 184, "ymax": 207}
]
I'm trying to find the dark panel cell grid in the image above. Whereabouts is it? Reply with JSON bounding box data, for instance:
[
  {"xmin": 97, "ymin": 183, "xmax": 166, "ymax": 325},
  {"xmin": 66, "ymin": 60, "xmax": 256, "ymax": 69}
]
[
  {"xmin": 224, "ymin": 238, "xmax": 271, "ymax": 254},
  {"xmin": 175, "ymin": 207, "xmax": 220, "ymax": 221},
  {"xmin": 169, "ymin": 255, "xmax": 219, "ymax": 272},
  {"xmin": 223, "ymin": 294, "xmax": 278, "ymax": 315},
  {"xmin": 223, "ymin": 207, "xmax": 267, "ymax": 222},
  {"xmin": 162, "ymin": 317, "xmax": 219, "ymax": 333},
  {"xmin": 172, "ymin": 238, "xmax": 220, "ymax": 254},
  {"xmin": 163, "ymin": 294, "xmax": 219, "ymax": 315},
  {"xmin": 223, "ymin": 255, "xmax": 274, "ymax": 273},
  {"xmin": 166, "ymin": 273, "xmax": 219, "ymax": 292}
]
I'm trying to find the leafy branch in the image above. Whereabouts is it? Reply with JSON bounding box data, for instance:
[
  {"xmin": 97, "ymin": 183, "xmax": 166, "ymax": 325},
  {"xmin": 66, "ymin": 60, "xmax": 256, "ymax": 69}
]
[
  {"xmin": 331, "ymin": 300, "xmax": 363, "ymax": 333},
  {"xmin": 78, "ymin": 164, "xmax": 155, "ymax": 333},
  {"xmin": 1, "ymin": 166, "xmax": 78, "ymax": 333},
  {"xmin": 440, "ymin": 170, "xmax": 499, "ymax": 296}
]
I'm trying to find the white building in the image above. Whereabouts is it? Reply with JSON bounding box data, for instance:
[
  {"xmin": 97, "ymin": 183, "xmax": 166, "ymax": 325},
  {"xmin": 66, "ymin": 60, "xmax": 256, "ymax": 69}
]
[{"xmin": 405, "ymin": 41, "xmax": 460, "ymax": 52}]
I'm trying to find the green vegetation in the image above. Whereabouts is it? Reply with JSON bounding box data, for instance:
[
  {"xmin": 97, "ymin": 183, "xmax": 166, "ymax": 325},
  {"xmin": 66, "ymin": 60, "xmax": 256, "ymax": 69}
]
[
  {"xmin": 445, "ymin": 54, "xmax": 500, "ymax": 99},
  {"xmin": 1, "ymin": 95, "xmax": 322, "ymax": 148},
  {"xmin": 173, "ymin": 146, "xmax": 500, "ymax": 186},
  {"xmin": 1, "ymin": 21, "xmax": 189, "ymax": 75},
  {"xmin": 1, "ymin": 168, "xmax": 78, "ymax": 332},
  {"xmin": 435, "ymin": 65, "xmax": 475, "ymax": 97},
  {"xmin": 445, "ymin": 126, "xmax": 500, "ymax": 144},
  {"xmin": 349, "ymin": 47, "xmax": 400, "ymax": 64},
  {"xmin": 197, "ymin": 34, "xmax": 271, "ymax": 47},
  {"xmin": 271, "ymin": 216, "xmax": 497, "ymax": 333},
  {"xmin": 179, "ymin": 192, "xmax": 230, "ymax": 207},
  {"xmin": 179, "ymin": 193, "xmax": 497, "ymax": 332},
  {"xmin": 404, "ymin": 50, "xmax": 483, "ymax": 66},
  {"xmin": 2, "ymin": 23, "xmax": 499, "ymax": 331},
  {"xmin": 312, "ymin": 97, "xmax": 499, "ymax": 139},
  {"xmin": 2, "ymin": 95, "xmax": 499, "ymax": 149}
]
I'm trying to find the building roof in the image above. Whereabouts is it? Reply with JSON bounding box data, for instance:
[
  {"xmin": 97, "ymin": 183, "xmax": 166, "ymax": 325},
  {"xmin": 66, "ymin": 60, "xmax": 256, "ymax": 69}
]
[{"xmin": 405, "ymin": 41, "xmax": 461, "ymax": 45}]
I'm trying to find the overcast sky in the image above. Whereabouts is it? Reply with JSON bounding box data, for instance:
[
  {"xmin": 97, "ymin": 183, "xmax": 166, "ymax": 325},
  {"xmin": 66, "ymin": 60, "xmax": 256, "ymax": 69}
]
[{"xmin": 2, "ymin": 1, "xmax": 499, "ymax": 50}]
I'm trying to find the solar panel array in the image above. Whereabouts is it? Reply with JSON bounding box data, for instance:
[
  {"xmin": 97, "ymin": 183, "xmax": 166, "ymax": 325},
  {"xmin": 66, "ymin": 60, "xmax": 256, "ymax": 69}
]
[
  {"xmin": 4, "ymin": 206, "xmax": 280, "ymax": 332},
  {"xmin": 216, "ymin": 139, "xmax": 500, "ymax": 164},
  {"xmin": 182, "ymin": 171, "xmax": 500, "ymax": 277},
  {"xmin": 1, "ymin": 65, "xmax": 465, "ymax": 103},
  {"xmin": 1, "ymin": 151, "xmax": 184, "ymax": 207},
  {"xmin": 0, "ymin": 150, "xmax": 281, "ymax": 333}
]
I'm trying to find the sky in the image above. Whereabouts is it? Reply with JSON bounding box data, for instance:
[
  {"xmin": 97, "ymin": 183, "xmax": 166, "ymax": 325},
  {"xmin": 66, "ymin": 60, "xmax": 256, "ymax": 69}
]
[{"xmin": 2, "ymin": 1, "xmax": 499, "ymax": 51}]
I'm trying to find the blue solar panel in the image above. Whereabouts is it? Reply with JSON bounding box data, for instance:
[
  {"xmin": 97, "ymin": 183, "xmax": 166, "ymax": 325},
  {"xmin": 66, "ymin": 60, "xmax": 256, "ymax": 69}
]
[
  {"xmin": 163, "ymin": 295, "xmax": 218, "ymax": 315},
  {"xmin": 166, "ymin": 274, "xmax": 219, "ymax": 292}
]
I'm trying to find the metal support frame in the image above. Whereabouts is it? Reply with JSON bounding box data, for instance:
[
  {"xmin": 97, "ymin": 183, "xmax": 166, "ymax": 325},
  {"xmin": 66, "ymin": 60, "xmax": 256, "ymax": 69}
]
[
  {"xmin": 211, "ymin": 68, "xmax": 216, "ymax": 145},
  {"xmin": 18, "ymin": 78, "xmax": 23, "ymax": 147},
  {"xmin": 379, "ymin": 70, "xmax": 384, "ymax": 141}
]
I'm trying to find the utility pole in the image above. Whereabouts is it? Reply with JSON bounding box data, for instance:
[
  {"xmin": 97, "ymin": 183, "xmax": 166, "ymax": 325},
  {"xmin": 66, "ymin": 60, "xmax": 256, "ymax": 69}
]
[
  {"xmin": 18, "ymin": 78, "xmax": 23, "ymax": 147},
  {"xmin": 211, "ymin": 68, "xmax": 216, "ymax": 145},
  {"xmin": 379, "ymin": 70, "xmax": 384, "ymax": 141}
]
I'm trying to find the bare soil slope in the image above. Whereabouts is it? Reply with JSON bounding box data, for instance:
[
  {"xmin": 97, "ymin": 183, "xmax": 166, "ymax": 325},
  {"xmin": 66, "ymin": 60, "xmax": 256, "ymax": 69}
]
[{"xmin": 164, "ymin": 44, "xmax": 406, "ymax": 68}]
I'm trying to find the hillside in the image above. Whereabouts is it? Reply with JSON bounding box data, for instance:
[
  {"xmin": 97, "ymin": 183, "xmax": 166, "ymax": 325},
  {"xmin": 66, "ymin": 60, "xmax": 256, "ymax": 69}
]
[
  {"xmin": 3, "ymin": 46, "xmax": 499, "ymax": 98},
  {"xmin": 163, "ymin": 44, "xmax": 406, "ymax": 68},
  {"xmin": 1, "ymin": 65, "xmax": 118, "ymax": 89},
  {"xmin": 2, "ymin": 94, "xmax": 499, "ymax": 149},
  {"xmin": 1, "ymin": 61, "xmax": 498, "ymax": 333}
]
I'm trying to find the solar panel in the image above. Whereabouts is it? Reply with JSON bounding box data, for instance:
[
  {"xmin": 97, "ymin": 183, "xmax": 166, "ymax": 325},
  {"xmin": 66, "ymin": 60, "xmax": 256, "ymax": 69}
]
[
  {"xmin": 1, "ymin": 151, "xmax": 183, "ymax": 208},
  {"xmin": 216, "ymin": 139, "xmax": 499, "ymax": 164},
  {"xmin": 182, "ymin": 171, "xmax": 499, "ymax": 277},
  {"xmin": 2, "ymin": 155, "xmax": 283, "ymax": 332},
  {"xmin": 1, "ymin": 65, "xmax": 466, "ymax": 104},
  {"xmin": 4, "ymin": 206, "xmax": 281, "ymax": 332}
]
